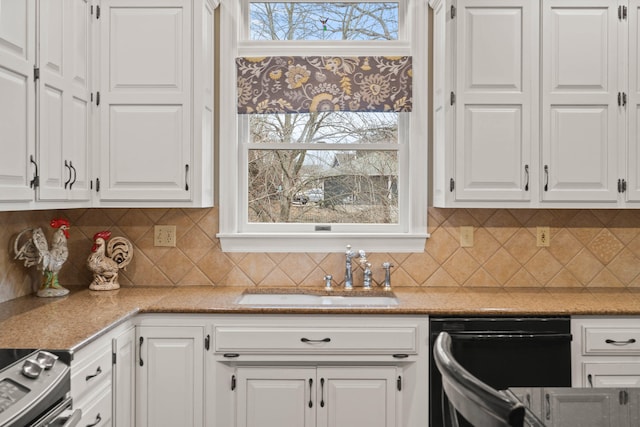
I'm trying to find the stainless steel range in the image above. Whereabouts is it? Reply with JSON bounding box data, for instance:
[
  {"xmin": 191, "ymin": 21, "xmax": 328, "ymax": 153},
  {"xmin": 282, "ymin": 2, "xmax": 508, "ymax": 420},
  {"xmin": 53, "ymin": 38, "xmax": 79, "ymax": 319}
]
[{"xmin": 0, "ymin": 349, "xmax": 79, "ymax": 427}]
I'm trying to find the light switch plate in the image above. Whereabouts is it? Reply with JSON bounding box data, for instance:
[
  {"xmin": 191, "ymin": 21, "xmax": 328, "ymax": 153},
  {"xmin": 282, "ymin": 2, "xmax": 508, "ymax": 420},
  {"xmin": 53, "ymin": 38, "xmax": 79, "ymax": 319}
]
[
  {"xmin": 154, "ymin": 225, "xmax": 176, "ymax": 247},
  {"xmin": 537, "ymin": 227, "xmax": 550, "ymax": 247}
]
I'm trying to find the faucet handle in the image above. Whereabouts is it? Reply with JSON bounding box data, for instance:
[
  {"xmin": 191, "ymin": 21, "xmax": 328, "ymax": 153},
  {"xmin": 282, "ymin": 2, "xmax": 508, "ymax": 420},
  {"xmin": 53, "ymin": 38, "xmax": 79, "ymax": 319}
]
[{"xmin": 324, "ymin": 274, "xmax": 333, "ymax": 290}]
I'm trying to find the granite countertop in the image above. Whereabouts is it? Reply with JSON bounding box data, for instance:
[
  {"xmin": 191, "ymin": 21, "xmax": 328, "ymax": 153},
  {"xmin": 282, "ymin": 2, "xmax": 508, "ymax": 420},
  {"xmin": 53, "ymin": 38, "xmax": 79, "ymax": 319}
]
[{"xmin": 0, "ymin": 286, "xmax": 639, "ymax": 352}]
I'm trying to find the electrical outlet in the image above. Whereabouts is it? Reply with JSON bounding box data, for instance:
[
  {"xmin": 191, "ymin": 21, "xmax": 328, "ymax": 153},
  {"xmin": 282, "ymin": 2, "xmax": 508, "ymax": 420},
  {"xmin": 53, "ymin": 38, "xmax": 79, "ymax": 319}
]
[
  {"xmin": 460, "ymin": 226, "xmax": 474, "ymax": 247},
  {"xmin": 154, "ymin": 225, "xmax": 176, "ymax": 247},
  {"xmin": 537, "ymin": 226, "xmax": 550, "ymax": 247}
]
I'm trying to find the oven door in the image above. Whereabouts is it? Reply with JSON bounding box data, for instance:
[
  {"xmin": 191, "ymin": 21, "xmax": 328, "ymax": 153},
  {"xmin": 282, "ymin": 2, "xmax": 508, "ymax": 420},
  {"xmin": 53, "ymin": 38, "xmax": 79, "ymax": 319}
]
[{"xmin": 30, "ymin": 397, "xmax": 81, "ymax": 427}]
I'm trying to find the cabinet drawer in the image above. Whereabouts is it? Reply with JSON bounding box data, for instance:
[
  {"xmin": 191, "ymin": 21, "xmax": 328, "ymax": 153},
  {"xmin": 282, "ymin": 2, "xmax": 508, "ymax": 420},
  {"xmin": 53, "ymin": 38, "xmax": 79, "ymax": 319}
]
[
  {"xmin": 78, "ymin": 383, "xmax": 112, "ymax": 427},
  {"xmin": 214, "ymin": 326, "xmax": 418, "ymax": 354},
  {"xmin": 71, "ymin": 347, "xmax": 113, "ymax": 401},
  {"xmin": 584, "ymin": 327, "xmax": 640, "ymax": 355}
]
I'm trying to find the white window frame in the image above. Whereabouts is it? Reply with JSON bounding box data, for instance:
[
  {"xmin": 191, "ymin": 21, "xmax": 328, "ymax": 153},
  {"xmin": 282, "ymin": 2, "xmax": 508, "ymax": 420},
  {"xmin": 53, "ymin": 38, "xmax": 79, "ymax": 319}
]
[{"xmin": 218, "ymin": 0, "xmax": 429, "ymax": 252}]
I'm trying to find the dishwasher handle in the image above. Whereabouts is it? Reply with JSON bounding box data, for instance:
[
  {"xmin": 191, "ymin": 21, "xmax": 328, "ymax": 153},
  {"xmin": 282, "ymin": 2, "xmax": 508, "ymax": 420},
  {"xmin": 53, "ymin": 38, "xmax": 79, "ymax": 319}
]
[{"xmin": 443, "ymin": 332, "xmax": 572, "ymax": 342}]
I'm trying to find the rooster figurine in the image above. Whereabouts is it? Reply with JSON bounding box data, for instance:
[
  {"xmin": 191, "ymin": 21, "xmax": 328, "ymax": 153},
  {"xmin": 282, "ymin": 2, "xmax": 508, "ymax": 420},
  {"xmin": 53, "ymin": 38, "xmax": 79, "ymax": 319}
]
[
  {"xmin": 13, "ymin": 218, "xmax": 71, "ymax": 297},
  {"xmin": 87, "ymin": 231, "xmax": 134, "ymax": 291}
]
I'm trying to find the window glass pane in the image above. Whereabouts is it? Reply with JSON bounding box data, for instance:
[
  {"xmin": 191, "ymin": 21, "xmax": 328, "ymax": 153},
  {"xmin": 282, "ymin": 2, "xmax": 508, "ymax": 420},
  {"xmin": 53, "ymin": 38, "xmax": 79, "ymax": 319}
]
[
  {"xmin": 250, "ymin": 112, "xmax": 398, "ymax": 145},
  {"xmin": 248, "ymin": 149, "xmax": 398, "ymax": 223},
  {"xmin": 249, "ymin": 2, "xmax": 399, "ymax": 41}
]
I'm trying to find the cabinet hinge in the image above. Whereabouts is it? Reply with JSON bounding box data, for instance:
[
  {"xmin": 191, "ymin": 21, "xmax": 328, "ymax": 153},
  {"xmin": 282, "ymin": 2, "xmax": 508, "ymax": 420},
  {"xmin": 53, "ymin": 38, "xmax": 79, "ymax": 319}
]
[
  {"xmin": 397, "ymin": 376, "xmax": 402, "ymax": 391},
  {"xmin": 204, "ymin": 334, "xmax": 210, "ymax": 351},
  {"xmin": 619, "ymin": 5, "xmax": 627, "ymax": 20},
  {"xmin": 618, "ymin": 92, "xmax": 627, "ymax": 106},
  {"xmin": 112, "ymin": 352, "xmax": 116, "ymax": 365},
  {"xmin": 449, "ymin": 178, "xmax": 455, "ymax": 192},
  {"xmin": 618, "ymin": 178, "xmax": 627, "ymax": 193},
  {"xmin": 231, "ymin": 375, "xmax": 236, "ymax": 391},
  {"xmin": 33, "ymin": 67, "xmax": 39, "ymax": 81},
  {"xmin": 450, "ymin": 5, "xmax": 456, "ymax": 19},
  {"xmin": 450, "ymin": 91, "xmax": 456, "ymax": 105}
]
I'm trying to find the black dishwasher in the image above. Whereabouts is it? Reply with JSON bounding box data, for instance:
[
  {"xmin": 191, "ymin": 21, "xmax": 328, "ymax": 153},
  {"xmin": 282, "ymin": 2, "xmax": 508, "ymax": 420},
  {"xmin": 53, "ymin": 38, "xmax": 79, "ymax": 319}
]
[{"xmin": 429, "ymin": 316, "xmax": 572, "ymax": 427}]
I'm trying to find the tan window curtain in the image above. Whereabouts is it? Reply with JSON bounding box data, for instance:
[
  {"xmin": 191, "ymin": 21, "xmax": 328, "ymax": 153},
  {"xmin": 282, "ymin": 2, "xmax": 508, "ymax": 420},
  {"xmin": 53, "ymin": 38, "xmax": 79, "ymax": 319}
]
[{"xmin": 236, "ymin": 56, "xmax": 412, "ymax": 114}]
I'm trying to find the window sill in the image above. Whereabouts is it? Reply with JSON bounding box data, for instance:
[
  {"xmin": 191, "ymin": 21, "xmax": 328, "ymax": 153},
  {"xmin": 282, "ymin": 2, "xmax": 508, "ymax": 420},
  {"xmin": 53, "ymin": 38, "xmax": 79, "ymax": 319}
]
[{"xmin": 217, "ymin": 233, "xmax": 429, "ymax": 253}]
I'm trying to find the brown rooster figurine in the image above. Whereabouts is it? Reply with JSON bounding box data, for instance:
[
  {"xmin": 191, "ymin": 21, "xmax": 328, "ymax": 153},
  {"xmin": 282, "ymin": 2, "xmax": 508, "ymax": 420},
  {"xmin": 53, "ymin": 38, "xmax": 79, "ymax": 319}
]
[
  {"xmin": 13, "ymin": 218, "xmax": 71, "ymax": 297},
  {"xmin": 87, "ymin": 231, "xmax": 134, "ymax": 291}
]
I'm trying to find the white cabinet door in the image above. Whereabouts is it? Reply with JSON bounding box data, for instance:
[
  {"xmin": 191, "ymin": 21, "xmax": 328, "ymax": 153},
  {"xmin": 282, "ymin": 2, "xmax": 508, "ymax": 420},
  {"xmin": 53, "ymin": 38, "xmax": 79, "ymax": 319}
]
[
  {"xmin": 452, "ymin": 0, "xmax": 536, "ymax": 202},
  {"xmin": 544, "ymin": 388, "xmax": 621, "ymax": 427},
  {"xmin": 113, "ymin": 327, "xmax": 136, "ymax": 427},
  {"xmin": 627, "ymin": 0, "xmax": 640, "ymax": 202},
  {"xmin": 37, "ymin": 0, "xmax": 91, "ymax": 202},
  {"xmin": 98, "ymin": 0, "xmax": 192, "ymax": 202},
  {"xmin": 541, "ymin": 0, "xmax": 619, "ymax": 202},
  {"xmin": 136, "ymin": 325, "xmax": 204, "ymax": 427},
  {"xmin": 317, "ymin": 366, "xmax": 397, "ymax": 427},
  {"xmin": 584, "ymin": 363, "xmax": 640, "ymax": 388},
  {"xmin": 235, "ymin": 367, "xmax": 315, "ymax": 427},
  {"xmin": 0, "ymin": 0, "xmax": 36, "ymax": 203}
]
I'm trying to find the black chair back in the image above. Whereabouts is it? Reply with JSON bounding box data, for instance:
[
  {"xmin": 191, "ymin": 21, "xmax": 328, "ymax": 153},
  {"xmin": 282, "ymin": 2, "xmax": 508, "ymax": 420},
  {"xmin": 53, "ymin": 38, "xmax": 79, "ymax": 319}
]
[{"xmin": 433, "ymin": 331, "xmax": 526, "ymax": 427}]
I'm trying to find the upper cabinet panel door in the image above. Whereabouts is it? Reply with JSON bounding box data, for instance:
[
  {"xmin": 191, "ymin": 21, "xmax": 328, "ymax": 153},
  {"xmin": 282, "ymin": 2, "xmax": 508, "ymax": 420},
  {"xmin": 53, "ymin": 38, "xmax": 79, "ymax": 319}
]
[
  {"xmin": 99, "ymin": 0, "xmax": 192, "ymax": 202},
  {"xmin": 627, "ymin": 0, "xmax": 640, "ymax": 202},
  {"xmin": 0, "ymin": 0, "xmax": 35, "ymax": 203},
  {"xmin": 453, "ymin": 0, "xmax": 536, "ymax": 201},
  {"xmin": 37, "ymin": 0, "xmax": 91, "ymax": 202},
  {"xmin": 541, "ymin": 0, "xmax": 619, "ymax": 202}
]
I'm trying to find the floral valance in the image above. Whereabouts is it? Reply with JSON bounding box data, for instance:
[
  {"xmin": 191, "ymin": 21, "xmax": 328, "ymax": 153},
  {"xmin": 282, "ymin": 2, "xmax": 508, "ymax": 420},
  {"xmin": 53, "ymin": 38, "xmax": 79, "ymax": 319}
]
[{"xmin": 236, "ymin": 56, "xmax": 412, "ymax": 114}]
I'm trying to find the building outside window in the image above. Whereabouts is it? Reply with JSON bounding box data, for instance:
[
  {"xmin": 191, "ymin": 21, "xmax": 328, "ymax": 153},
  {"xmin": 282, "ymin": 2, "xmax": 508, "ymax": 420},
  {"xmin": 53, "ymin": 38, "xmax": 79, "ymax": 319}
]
[{"xmin": 218, "ymin": 0, "xmax": 428, "ymax": 252}]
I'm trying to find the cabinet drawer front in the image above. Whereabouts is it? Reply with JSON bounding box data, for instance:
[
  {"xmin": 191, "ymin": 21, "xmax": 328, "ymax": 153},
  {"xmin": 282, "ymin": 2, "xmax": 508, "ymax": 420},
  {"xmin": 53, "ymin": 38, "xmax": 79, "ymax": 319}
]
[
  {"xmin": 71, "ymin": 348, "xmax": 113, "ymax": 400},
  {"xmin": 78, "ymin": 383, "xmax": 112, "ymax": 427},
  {"xmin": 584, "ymin": 328, "xmax": 640, "ymax": 354},
  {"xmin": 214, "ymin": 326, "xmax": 417, "ymax": 354}
]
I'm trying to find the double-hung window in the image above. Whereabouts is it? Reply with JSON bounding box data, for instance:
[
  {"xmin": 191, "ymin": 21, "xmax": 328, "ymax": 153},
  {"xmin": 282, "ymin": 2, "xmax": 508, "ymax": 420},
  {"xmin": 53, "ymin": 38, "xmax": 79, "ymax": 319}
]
[{"xmin": 218, "ymin": 0, "xmax": 428, "ymax": 252}]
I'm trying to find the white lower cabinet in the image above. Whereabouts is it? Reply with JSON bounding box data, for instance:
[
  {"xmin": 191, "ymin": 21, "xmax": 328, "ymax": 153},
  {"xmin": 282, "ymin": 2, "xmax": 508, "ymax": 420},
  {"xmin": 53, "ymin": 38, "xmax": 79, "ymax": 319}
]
[
  {"xmin": 113, "ymin": 326, "xmax": 136, "ymax": 427},
  {"xmin": 571, "ymin": 316, "xmax": 640, "ymax": 387},
  {"xmin": 210, "ymin": 315, "xmax": 428, "ymax": 427},
  {"xmin": 235, "ymin": 366, "xmax": 398, "ymax": 427},
  {"xmin": 136, "ymin": 318, "xmax": 205, "ymax": 427}
]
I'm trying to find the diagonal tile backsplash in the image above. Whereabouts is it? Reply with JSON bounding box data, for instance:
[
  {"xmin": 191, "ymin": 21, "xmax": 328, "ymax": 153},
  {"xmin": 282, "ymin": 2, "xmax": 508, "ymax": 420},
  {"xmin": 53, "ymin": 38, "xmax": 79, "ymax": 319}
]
[{"xmin": 2, "ymin": 207, "xmax": 640, "ymax": 303}]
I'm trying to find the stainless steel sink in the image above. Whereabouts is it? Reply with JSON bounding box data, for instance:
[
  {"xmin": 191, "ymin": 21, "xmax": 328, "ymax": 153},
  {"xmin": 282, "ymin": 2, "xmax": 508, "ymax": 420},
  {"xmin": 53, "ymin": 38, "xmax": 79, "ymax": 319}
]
[{"xmin": 236, "ymin": 290, "xmax": 399, "ymax": 307}]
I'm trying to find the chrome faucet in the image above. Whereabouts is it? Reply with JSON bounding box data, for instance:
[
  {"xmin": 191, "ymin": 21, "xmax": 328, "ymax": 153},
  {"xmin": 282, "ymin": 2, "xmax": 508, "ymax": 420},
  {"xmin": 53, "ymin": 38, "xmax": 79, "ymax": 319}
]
[
  {"xmin": 363, "ymin": 262, "xmax": 372, "ymax": 290},
  {"xmin": 344, "ymin": 245, "xmax": 355, "ymax": 290}
]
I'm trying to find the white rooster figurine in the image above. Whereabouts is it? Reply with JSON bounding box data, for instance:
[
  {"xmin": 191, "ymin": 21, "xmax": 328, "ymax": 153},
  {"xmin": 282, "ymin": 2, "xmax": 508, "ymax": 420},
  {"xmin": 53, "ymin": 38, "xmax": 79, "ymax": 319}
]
[
  {"xmin": 87, "ymin": 231, "xmax": 134, "ymax": 291},
  {"xmin": 13, "ymin": 218, "xmax": 71, "ymax": 297}
]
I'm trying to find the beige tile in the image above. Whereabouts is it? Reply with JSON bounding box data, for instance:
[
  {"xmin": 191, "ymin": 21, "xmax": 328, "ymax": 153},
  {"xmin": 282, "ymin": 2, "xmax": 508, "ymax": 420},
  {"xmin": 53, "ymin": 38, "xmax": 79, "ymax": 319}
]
[
  {"xmin": 177, "ymin": 225, "xmax": 215, "ymax": 263},
  {"xmin": 442, "ymin": 249, "xmax": 480, "ymax": 284},
  {"xmin": 402, "ymin": 253, "xmax": 439, "ymax": 284},
  {"xmin": 588, "ymin": 268, "xmax": 624, "ymax": 288},
  {"xmin": 587, "ymin": 229, "xmax": 624, "ymax": 264},
  {"xmin": 503, "ymin": 228, "xmax": 538, "ymax": 264},
  {"xmin": 483, "ymin": 248, "xmax": 521, "ymax": 285},
  {"xmin": 424, "ymin": 267, "xmax": 458, "ymax": 287},
  {"xmin": 465, "ymin": 228, "xmax": 501, "ymax": 264},
  {"xmin": 156, "ymin": 248, "xmax": 194, "ymax": 283},
  {"xmin": 389, "ymin": 266, "xmax": 420, "ymax": 287},
  {"xmin": 505, "ymin": 268, "xmax": 540, "ymax": 287},
  {"xmin": 218, "ymin": 266, "xmax": 254, "ymax": 287},
  {"xmin": 483, "ymin": 210, "xmax": 520, "ymax": 244},
  {"xmin": 523, "ymin": 250, "xmax": 562, "ymax": 286},
  {"xmin": 546, "ymin": 270, "xmax": 582, "ymax": 288},
  {"xmin": 566, "ymin": 210, "xmax": 604, "ymax": 245},
  {"xmin": 548, "ymin": 229, "xmax": 582, "ymax": 265},
  {"xmin": 177, "ymin": 267, "xmax": 213, "ymax": 286},
  {"xmin": 464, "ymin": 268, "xmax": 500, "ymax": 287},
  {"xmin": 197, "ymin": 251, "xmax": 235, "ymax": 284},
  {"xmin": 608, "ymin": 210, "xmax": 640, "ymax": 244},
  {"xmin": 259, "ymin": 267, "xmax": 297, "ymax": 287},
  {"xmin": 607, "ymin": 248, "xmax": 640, "ymax": 284},
  {"xmin": 566, "ymin": 249, "xmax": 604, "ymax": 285},
  {"xmin": 238, "ymin": 253, "xmax": 276, "ymax": 283},
  {"xmin": 425, "ymin": 227, "xmax": 458, "ymax": 263},
  {"xmin": 278, "ymin": 253, "xmax": 318, "ymax": 284},
  {"xmin": 467, "ymin": 209, "xmax": 498, "ymax": 226}
]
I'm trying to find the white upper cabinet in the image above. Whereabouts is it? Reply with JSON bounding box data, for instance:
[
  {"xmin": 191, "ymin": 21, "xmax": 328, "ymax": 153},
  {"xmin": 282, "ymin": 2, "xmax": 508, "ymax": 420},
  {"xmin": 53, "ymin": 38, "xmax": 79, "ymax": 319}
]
[
  {"xmin": 96, "ymin": 0, "xmax": 214, "ymax": 207},
  {"xmin": 453, "ymin": 0, "xmax": 536, "ymax": 202},
  {"xmin": 432, "ymin": 0, "xmax": 538, "ymax": 207},
  {"xmin": 431, "ymin": 0, "xmax": 640, "ymax": 208},
  {"xmin": 37, "ymin": 0, "xmax": 92, "ymax": 203},
  {"xmin": 541, "ymin": 0, "xmax": 619, "ymax": 203},
  {"xmin": 0, "ymin": 0, "xmax": 36, "ymax": 205},
  {"xmin": 0, "ymin": 0, "xmax": 216, "ymax": 210}
]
